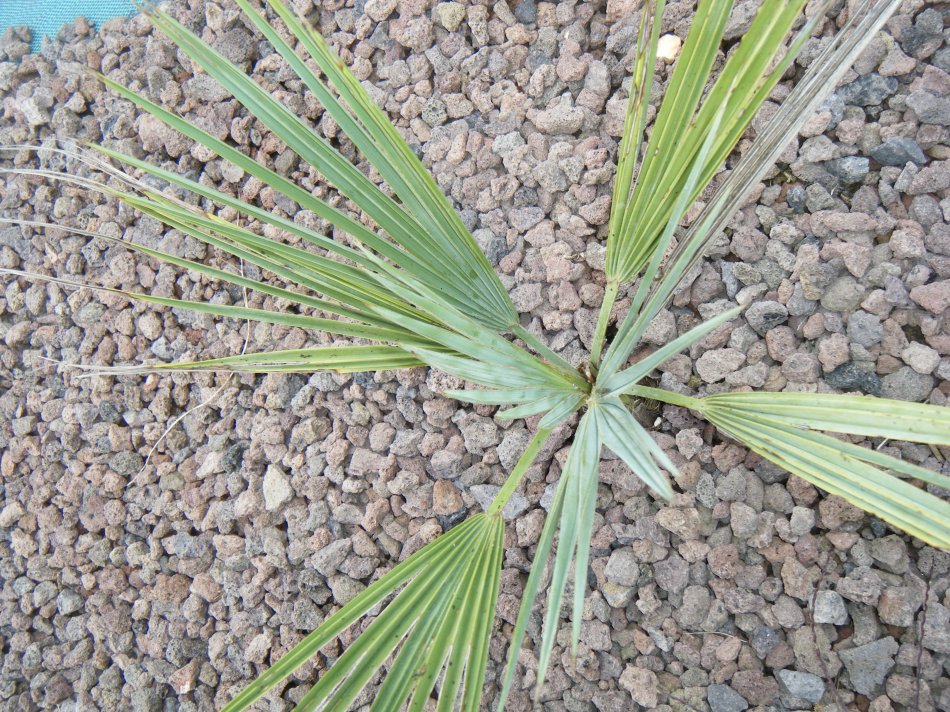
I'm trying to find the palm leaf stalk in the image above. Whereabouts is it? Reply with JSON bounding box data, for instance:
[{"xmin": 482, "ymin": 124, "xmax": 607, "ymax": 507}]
[{"xmin": 1, "ymin": 1, "xmax": 945, "ymax": 710}]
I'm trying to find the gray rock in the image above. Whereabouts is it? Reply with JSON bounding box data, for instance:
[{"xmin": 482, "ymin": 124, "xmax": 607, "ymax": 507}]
[
  {"xmin": 790, "ymin": 626, "xmax": 842, "ymax": 678},
  {"xmin": 838, "ymin": 566, "xmax": 884, "ymax": 606},
  {"xmin": 730, "ymin": 501, "xmax": 759, "ymax": 539},
  {"xmin": 427, "ymin": 449, "xmax": 462, "ymax": 479},
  {"xmin": 56, "ymin": 589, "xmax": 84, "ymax": 616},
  {"xmin": 602, "ymin": 582, "xmax": 634, "ymax": 608},
  {"xmin": 839, "ymin": 636, "xmax": 898, "ymax": 696},
  {"xmin": 824, "ymin": 156, "xmax": 869, "ymax": 184},
  {"xmin": 696, "ymin": 348, "xmax": 746, "ymax": 383},
  {"xmin": 824, "ymin": 362, "xmax": 882, "ymax": 396},
  {"xmin": 510, "ymin": 206, "xmax": 545, "ymax": 231},
  {"xmin": 870, "ymin": 137, "xmax": 927, "ymax": 166},
  {"xmin": 820, "ymin": 276, "xmax": 866, "ymax": 311},
  {"xmin": 813, "ymin": 590, "xmax": 848, "ymax": 625},
  {"xmin": 707, "ymin": 684, "xmax": 749, "ymax": 712},
  {"xmin": 492, "ymin": 131, "xmax": 525, "ymax": 155},
  {"xmin": 880, "ymin": 366, "xmax": 934, "ymax": 402},
  {"xmin": 745, "ymin": 300, "xmax": 788, "ymax": 335},
  {"xmin": 837, "ymin": 74, "xmax": 898, "ymax": 106},
  {"xmin": 654, "ymin": 553, "xmax": 688, "ymax": 594},
  {"xmin": 716, "ymin": 468, "xmax": 747, "ymax": 502},
  {"xmin": 846, "ymin": 310, "xmax": 883, "ymax": 347},
  {"xmin": 934, "ymin": 45, "xmax": 950, "ymax": 74},
  {"xmin": 776, "ymin": 669, "xmax": 825, "ymax": 704},
  {"xmin": 421, "ymin": 98, "xmax": 447, "ymax": 126},
  {"xmin": 901, "ymin": 8, "xmax": 944, "ymax": 57},
  {"xmin": 750, "ymin": 627, "xmax": 780, "ymax": 658},
  {"xmin": 513, "ymin": 0, "xmax": 537, "ymax": 24},
  {"xmin": 456, "ymin": 414, "xmax": 500, "ymax": 453},
  {"xmin": 584, "ymin": 60, "xmax": 610, "ymax": 97},
  {"xmin": 0, "ymin": 501, "xmax": 24, "ymax": 528},
  {"xmin": 906, "ymin": 91, "xmax": 950, "ymax": 125},
  {"xmin": 789, "ymin": 506, "xmax": 815, "ymax": 535},
  {"xmin": 311, "ymin": 539, "xmax": 352, "ymax": 576},
  {"xmin": 902, "ymin": 342, "xmax": 940, "ymax": 374},
  {"xmin": 470, "ymin": 485, "xmax": 528, "ymax": 520},
  {"xmin": 605, "ymin": 548, "xmax": 640, "ymax": 587},
  {"xmin": 868, "ymin": 534, "xmax": 909, "ymax": 574},
  {"xmin": 496, "ymin": 428, "xmax": 531, "ymax": 471},
  {"xmin": 473, "ymin": 228, "xmax": 507, "ymax": 265},
  {"xmin": 531, "ymin": 94, "xmax": 585, "ymax": 134},
  {"xmin": 534, "ymin": 159, "xmax": 568, "ymax": 192},
  {"xmin": 922, "ymin": 602, "xmax": 950, "ymax": 654},
  {"xmin": 786, "ymin": 184, "xmax": 806, "ymax": 213}
]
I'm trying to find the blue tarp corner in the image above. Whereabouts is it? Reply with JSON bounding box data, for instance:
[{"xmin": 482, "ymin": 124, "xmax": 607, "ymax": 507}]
[{"xmin": 0, "ymin": 1, "xmax": 138, "ymax": 52}]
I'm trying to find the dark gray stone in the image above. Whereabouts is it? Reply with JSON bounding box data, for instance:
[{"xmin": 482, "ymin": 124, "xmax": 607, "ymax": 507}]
[
  {"xmin": 786, "ymin": 184, "xmax": 806, "ymax": 213},
  {"xmin": 824, "ymin": 156, "xmax": 870, "ymax": 184},
  {"xmin": 839, "ymin": 637, "xmax": 898, "ymax": 696},
  {"xmin": 513, "ymin": 0, "xmax": 537, "ymax": 24},
  {"xmin": 934, "ymin": 46, "xmax": 950, "ymax": 74},
  {"xmin": 745, "ymin": 300, "xmax": 789, "ymax": 335},
  {"xmin": 837, "ymin": 74, "xmax": 898, "ymax": 106},
  {"xmin": 707, "ymin": 684, "xmax": 749, "ymax": 712},
  {"xmin": 901, "ymin": 8, "xmax": 944, "ymax": 58},
  {"xmin": 750, "ymin": 627, "xmax": 780, "ymax": 658},
  {"xmin": 776, "ymin": 669, "xmax": 825, "ymax": 704},
  {"xmin": 473, "ymin": 228, "xmax": 508, "ymax": 265},
  {"xmin": 870, "ymin": 137, "xmax": 928, "ymax": 167},
  {"xmin": 825, "ymin": 362, "xmax": 882, "ymax": 396}
]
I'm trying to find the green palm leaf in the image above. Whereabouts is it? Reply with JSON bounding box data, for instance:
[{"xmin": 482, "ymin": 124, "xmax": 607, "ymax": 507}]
[
  {"xmin": 120, "ymin": 346, "xmax": 424, "ymax": 375},
  {"xmin": 500, "ymin": 410, "xmax": 601, "ymax": 708},
  {"xmin": 655, "ymin": 0, "xmax": 903, "ymax": 299},
  {"xmin": 706, "ymin": 410, "xmax": 950, "ymax": 549},
  {"xmin": 221, "ymin": 514, "xmax": 494, "ymax": 711},
  {"xmin": 631, "ymin": 386, "xmax": 950, "ymax": 549},
  {"xmin": 703, "ymin": 391, "xmax": 950, "ymax": 445},
  {"xmin": 221, "ymin": 424, "xmax": 552, "ymax": 712},
  {"xmin": 606, "ymin": 0, "xmax": 810, "ymax": 283},
  {"xmin": 238, "ymin": 0, "xmax": 516, "ymax": 331},
  {"xmin": 136, "ymin": 4, "xmax": 516, "ymax": 332},
  {"xmin": 598, "ymin": 397, "xmax": 675, "ymax": 500}
]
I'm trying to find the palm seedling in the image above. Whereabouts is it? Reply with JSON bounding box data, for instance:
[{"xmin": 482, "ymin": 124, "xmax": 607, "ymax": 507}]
[{"xmin": 3, "ymin": 0, "xmax": 949, "ymax": 710}]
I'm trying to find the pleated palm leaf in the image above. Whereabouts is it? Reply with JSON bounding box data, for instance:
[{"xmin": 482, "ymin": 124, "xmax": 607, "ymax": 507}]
[{"xmin": 2, "ymin": 1, "xmax": 948, "ymax": 711}]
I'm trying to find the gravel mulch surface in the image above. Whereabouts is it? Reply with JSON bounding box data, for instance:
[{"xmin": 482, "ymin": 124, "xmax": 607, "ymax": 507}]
[{"xmin": 1, "ymin": 1, "xmax": 949, "ymax": 710}]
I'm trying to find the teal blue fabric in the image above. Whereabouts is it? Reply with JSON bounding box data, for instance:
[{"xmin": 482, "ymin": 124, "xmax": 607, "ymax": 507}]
[{"xmin": 0, "ymin": 1, "xmax": 137, "ymax": 52}]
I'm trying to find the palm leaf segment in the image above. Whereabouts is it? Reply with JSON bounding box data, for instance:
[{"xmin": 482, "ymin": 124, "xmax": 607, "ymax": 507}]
[
  {"xmin": 140, "ymin": 0, "xmax": 516, "ymax": 333},
  {"xmin": 627, "ymin": 387, "xmax": 950, "ymax": 550},
  {"xmin": 700, "ymin": 392, "xmax": 950, "ymax": 548},
  {"xmin": 222, "ymin": 512, "xmax": 505, "ymax": 712},
  {"xmin": 62, "ymin": 0, "xmax": 585, "ymax": 398}
]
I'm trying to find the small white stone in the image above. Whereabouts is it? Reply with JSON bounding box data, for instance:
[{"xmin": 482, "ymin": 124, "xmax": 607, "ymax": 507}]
[
  {"xmin": 262, "ymin": 465, "xmax": 293, "ymax": 511},
  {"xmin": 657, "ymin": 34, "xmax": 682, "ymax": 62}
]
